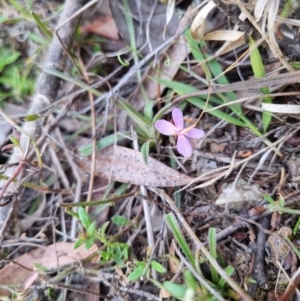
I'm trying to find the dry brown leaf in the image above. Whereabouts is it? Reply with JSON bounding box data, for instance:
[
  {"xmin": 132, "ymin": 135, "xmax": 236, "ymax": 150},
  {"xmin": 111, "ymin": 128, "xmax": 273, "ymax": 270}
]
[
  {"xmin": 190, "ymin": 1, "xmax": 216, "ymax": 40},
  {"xmin": 164, "ymin": 0, "xmax": 176, "ymax": 39},
  {"xmin": 168, "ymin": 242, "xmax": 180, "ymax": 273},
  {"xmin": 215, "ymin": 33, "xmax": 247, "ymax": 56},
  {"xmin": 78, "ymin": 145, "xmax": 195, "ymax": 187},
  {"xmin": 254, "ymin": 0, "xmax": 270, "ymax": 22},
  {"xmin": 204, "ymin": 30, "xmax": 245, "ymax": 41},
  {"xmin": 0, "ymin": 242, "xmax": 97, "ymax": 296}
]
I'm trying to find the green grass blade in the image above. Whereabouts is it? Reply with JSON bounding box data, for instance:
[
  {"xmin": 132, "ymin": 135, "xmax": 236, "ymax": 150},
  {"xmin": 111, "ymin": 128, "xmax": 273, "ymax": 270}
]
[
  {"xmin": 249, "ymin": 36, "xmax": 272, "ymax": 132},
  {"xmin": 117, "ymin": 98, "xmax": 152, "ymax": 137},
  {"xmin": 218, "ymin": 265, "xmax": 235, "ymax": 288},
  {"xmin": 153, "ymin": 77, "xmax": 246, "ymax": 126},
  {"xmin": 31, "ymin": 11, "xmax": 52, "ymax": 38},
  {"xmin": 208, "ymin": 228, "xmax": 219, "ymax": 283},
  {"xmin": 165, "ymin": 213, "xmax": 195, "ymax": 267}
]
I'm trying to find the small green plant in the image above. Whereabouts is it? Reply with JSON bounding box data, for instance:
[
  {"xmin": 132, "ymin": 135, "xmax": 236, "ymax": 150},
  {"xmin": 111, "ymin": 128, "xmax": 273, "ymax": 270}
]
[
  {"xmin": 0, "ymin": 46, "xmax": 35, "ymax": 102},
  {"xmin": 263, "ymin": 194, "xmax": 300, "ymax": 215},
  {"xmin": 73, "ymin": 207, "xmax": 129, "ymax": 265},
  {"xmin": 127, "ymin": 259, "xmax": 166, "ymax": 282}
]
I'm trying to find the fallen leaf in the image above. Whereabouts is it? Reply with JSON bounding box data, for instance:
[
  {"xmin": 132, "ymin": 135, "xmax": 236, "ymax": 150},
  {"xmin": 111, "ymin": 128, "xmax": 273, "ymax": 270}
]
[
  {"xmin": 190, "ymin": 1, "xmax": 216, "ymax": 40},
  {"xmin": 78, "ymin": 145, "xmax": 195, "ymax": 187},
  {"xmin": 81, "ymin": 16, "xmax": 119, "ymax": 40},
  {"xmin": 0, "ymin": 242, "xmax": 97, "ymax": 296}
]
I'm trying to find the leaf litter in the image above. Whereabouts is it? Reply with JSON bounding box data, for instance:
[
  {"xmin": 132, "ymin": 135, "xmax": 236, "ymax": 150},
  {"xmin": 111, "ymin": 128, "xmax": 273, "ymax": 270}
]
[{"xmin": 2, "ymin": 1, "xmax": 300, "ymax": 300}]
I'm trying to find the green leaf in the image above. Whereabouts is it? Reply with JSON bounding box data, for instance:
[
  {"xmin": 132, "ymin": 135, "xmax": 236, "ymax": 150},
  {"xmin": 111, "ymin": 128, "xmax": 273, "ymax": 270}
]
[
  {"xmin": 150, "ymin": 260, "xmax": 166, "ymax": 273},
  {"xmin": 165, "ymin": 213, "xmax": 195, "ymax": 267},
  {"xmin": 117, "ymin": 98, "xmax": 152, "ymax": 137},
  {"xmin": 208, "ymin": 227, "xmax": 219, "ymax": 283},
  {"xmin": 163, "ymin": 281, "xmax": 186, "ymax": 300},
  {"xmin": 293, "ymin": 217, "xmax": 300, "ymax": 235},
  {"xmin": 263, "ymin": 194, "xmax": 274, "ymax": 204},
  {"xmin": 184, "ymin": 270, "xmax": 197, "ymax": 291},
  {"xmin": 279, "ymin": 194, "xmax": 285, "ymax": 208},
  {"xmin": 266, "ymin": 203, "xmax": 300, "ymax": 215},
  {"xmin": 31, "ymin": 11, "xmax": 52, "ymax": 38},
  {"xmin": 0, "ymin": 48, "xmax": 20, "ymax": 72},
  {"xmin": 218, "ymin": 265, "xmax": 234, "ymax": 288},
  {"xmin": 127, "ymin": 264, "xmax": 146, "ymax": 282},
  {"xmin": 24, "ymin": 114, "xmax": 41, "ymax": 122},
  {"xmin": 100, "ymin": 221, "xmax": 109, "ymax": 237},
  {"xmin": 249, "ymin": 36, "xmax": 272, "ymax": 132},
  {"xmin": 85, "ymin": 236, "xmax": 95, "ymax": 250},
  {"xmin": 141, "ymin": 140, "xmax": 155, "ymax": 164},
  {"xmin": 111, "ymin": 215, "xmax": 128, "ymax": 226},
  {"xmin": 87, "ymin": 221, "xmax": 96, "ymax": 236},
  {"xmin": 10, "ymin": 136, "xmax": 20, "ymax": 147},
  {"xmin": 78, "ymin": 207, "xmax": 92, "ymax": 229},
  {"xmin": 246, "ymin": 278, "xmax": 257, "ymax": 284},
  {"xmin": 153, "ymin": 103, "xmax": 173, "ymax": 123},
  {"xmin": 144, "ymin": 99, "xmax": 154, "ymax": 121},
  {"xmin": 33, "ymin": 263, "xmax": 50, "ymax": 272},
  {"xmin": 74, "ymin": 238, "xmax": 85, "ymax": 249}
]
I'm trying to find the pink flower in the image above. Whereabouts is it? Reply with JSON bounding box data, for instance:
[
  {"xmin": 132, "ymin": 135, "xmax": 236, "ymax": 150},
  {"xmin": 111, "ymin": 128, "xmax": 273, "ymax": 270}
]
[{"xmin": 155, "ymin": 108, "xmax": 205, "ymax": 157}]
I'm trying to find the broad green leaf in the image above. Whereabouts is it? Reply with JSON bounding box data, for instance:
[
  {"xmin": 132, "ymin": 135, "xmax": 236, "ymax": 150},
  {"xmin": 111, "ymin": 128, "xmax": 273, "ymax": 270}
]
[
  {"xmin": 163, "ymin": 281, "xmax": 186, "ymax": 300},
  {"xmin": 0, "ymin": 49, "xmax": 20, "ymax": 72},
  {"xmin": 263, "ymin": 194, "xmax": 274, "ymax": 204},
  {"xmin": 150, "ymin": 260, "xmax": 166, "ymax": 273},
  {"xmin": 78, "ymin": 207, "xmax": 91, "ymax": 229},
  {"xmin": 184, "ymin": 270, "xmax": 197, "ymax": 291},
  {"xmin": 87, "ymin": 222, "xmax": 96, "ymax": 236},
  {"xmin": 127, "ymin": 265, "xmax": 146, "ymax": 282},
  {"xmin": 85, "ymin": 236, "xmax": 95, "ymax": 250},
  {"xmin": 111, "ymin": 215, "xmax": 128, "ymax": 226},
  {"xmin": 74, "ymin": 238, "xmax": 85, "ymax": 249}
]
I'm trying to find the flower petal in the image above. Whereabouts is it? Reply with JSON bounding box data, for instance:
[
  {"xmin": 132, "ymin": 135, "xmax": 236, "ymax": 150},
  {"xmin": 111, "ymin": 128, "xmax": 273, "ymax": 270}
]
[
  {"xmin": 155, "ymin": 120, "xmax": 177, "ymax": 135},
  {"xmin": 185, "ymin": 128, "xmax": 205, "ymax": 139},
  {"xmin": 177, "ymin": 135, "xmax": 193, "ymax": 157},
  {"xmin": 172, "ymin": 108, "xmax": 183, "ymax": 130}
]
